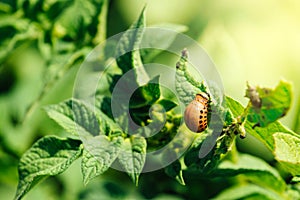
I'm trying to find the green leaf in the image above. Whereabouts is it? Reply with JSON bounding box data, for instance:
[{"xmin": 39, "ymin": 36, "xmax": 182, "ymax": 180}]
[
  {"xmin": 146, "ymin": 112, "xmax": 182, "ymax": 150},
  {"xmin": 93, "ymin": 97, "xmax": 124, "ymax": 137},
  {"xmin": 115, "ymin": 6, "xmax": 149, "ymax": 85},
  {"xmin": 184, "ymin": 134, "xmax": 207, "ymax": 168},
  {"xmin": 164, "ymin": 149, "xmax": 186, "ymax": 185},
  {"xmin": 0, "ymin": 20, "xmax": 35, "ymax": 64},
  {"xmin": 140, "ymin": 23, "xmax": 188, "ymax": 63},
  {"xmin": 42, "ymin": 1, "xmax": 70, "ymax": 20},
  {"xmin": 44, "ymin": 47, "xmax": 89, "ymax": 84},
  {"xmin": 165, "ymin": 159, "xmax": 185, "ymax": 186},
  {"xmin": 225, "ymin": 96, "xmax": 244, "ymax": 117},
  {"xmin": 91, "ymin": 0, "xmax": 108, "ymax": 44},
  {"xmin": 215, "ymin": 154, "xmax": 286, "ymax": 192},
  {"xmin": 175, "ymin": 49, "xmax": 206, "ymax": 105},
  {"xmin": 15, "ymin": 136, "xmax": 82, "ymax": 200},
  {"xmin": 156, "ymin": 98, "xmax": 178, "ymax": 112},
  {"xmin": 274, "ymin": 132, "xmax": 300, "ymax": 176},
  {"xmin": 213, "ymin": 184, "xmax": 284, "ymax": 200},
  {"xmin": 117, "ymin": 136, "xmax": 147, "ymax": 186},
  {"xmin": 53, "ymin": 0, "xmax": 96, "ymax": 40},
  {"xmin": 81, "ymin": 135, "xmax": 123, "ymax": 185},
  {"xmin": 246, "ymin": 81, "xmax": 292, "ymax": 127},
  {"xmin": 286, "ymin": 186, "xmax": 300, "ymax": 200},
  {"xmin": 184, "ymin": 133, "xmax": 222, "ymax": 173},
  {"xmin": 225, "ymin": 96, "xmax": 297, "ymax": 152},
  {"xmin": 292, "ymin": 176, "xmax": 300, "ymax": 183},
  {"xmin": 129, "ymin": 75, "xmax": 161, "ymax": 108},
  {"xmin": 0, "ymin": 2, "xmax": 12, "ymax": 13},
  {"xmin": 251, "ymin": 123, "xmax": 295, "ymax": 152},
  {"xmin": 44, "ymin": 99, "xmax": 100, "ymax": 137},
  {"xmin": 95, "ymin": 95, "xmax": 114, "ymax": 119},
  {"xmin": 226, "ymin": 95, "xmax": 300, "ymax": 177},
  {"xmin": 111, "ymin": 75, "xmax": 162, "ymax": 128}
]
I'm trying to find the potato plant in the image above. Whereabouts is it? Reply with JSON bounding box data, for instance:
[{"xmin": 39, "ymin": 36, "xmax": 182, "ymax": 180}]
[{"xmin": 0, "ymin": 1, "xmax": 299, "ymax": 200}]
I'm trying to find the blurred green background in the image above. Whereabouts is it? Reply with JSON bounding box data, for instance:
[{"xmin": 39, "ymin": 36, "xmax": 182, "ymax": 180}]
[{"xmin": 1, "ymin": 0, "xmax": 300, "ymax": 199}]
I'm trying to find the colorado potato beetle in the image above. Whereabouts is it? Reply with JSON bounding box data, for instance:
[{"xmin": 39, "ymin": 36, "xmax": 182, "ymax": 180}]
[{"xmin": 184, "ymin": 92, "xmax": 210, "ymax": 133}]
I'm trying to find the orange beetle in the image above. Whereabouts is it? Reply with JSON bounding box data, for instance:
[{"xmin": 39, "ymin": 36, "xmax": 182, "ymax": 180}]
[{"xmin": 184, "ymin": 92, "xmax": 209, "ymax": 133}]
